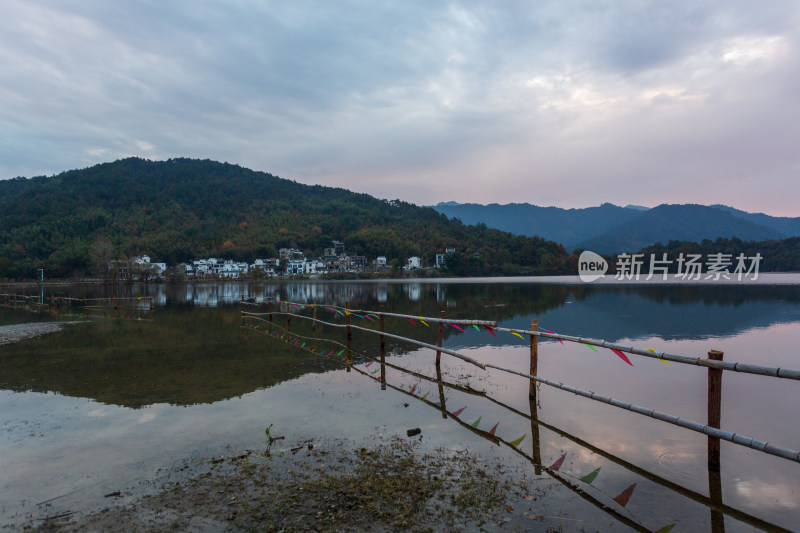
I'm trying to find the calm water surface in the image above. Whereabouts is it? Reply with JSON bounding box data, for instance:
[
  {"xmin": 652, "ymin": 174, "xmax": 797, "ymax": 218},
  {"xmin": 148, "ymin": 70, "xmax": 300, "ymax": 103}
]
[{"xmin": 1, "ymin": 278, "xmax": 799, "ymax": 531}]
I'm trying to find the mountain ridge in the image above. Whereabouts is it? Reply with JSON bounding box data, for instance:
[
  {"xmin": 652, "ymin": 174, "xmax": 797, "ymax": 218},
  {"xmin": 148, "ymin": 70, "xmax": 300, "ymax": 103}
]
[
  {"xmin": 432, "ymin": 201, "xmax": 800, "ymax": 252},
  {"xmin": 575, "ymin": 204, "xmax": 786, "ymax": 253},
  {"xmin": 431, "ymin": 201, "xmax": 641, "ymax": 248}
]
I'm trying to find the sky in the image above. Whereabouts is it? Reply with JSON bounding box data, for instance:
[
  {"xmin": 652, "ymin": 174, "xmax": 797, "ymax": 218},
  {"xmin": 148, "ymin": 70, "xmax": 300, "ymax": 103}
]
[{"xmin": 2, "ymin": 1, "xmax": 799, "ymax": 215}]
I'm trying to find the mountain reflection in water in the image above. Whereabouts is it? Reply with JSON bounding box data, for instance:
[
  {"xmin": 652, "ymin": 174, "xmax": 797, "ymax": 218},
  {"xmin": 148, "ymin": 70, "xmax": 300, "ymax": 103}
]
[{"xmin": 3, "ymin": 280, "xmax": 800, "ymax": 407}]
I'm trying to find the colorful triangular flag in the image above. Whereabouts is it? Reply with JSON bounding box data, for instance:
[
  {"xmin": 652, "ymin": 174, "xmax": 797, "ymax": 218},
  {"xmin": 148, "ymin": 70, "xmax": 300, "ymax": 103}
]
[
  {"xmin": 509, "ymin": 434, "xmax": 526, "ymax": 447},
  {"xmin": 579, "ymin": 467, "xmax": 601, "ymax": 485},
  {"xmin": 543, "ymin": 329, "xmax": 563, "ymax": 345},
  {"xmin": 610, "ymin": 348, "xmax": 633, "ymax": 366},
  {"xmin": 612, "ymin": 483, "xmax": 637, "ymax": 507},
  {"xmin": 549, "ymin": 453, "xmax": 566, "ymax": 471},
  {"xmin": 647, "ymin": 348, "xmax": 671, "ymax": 365}
]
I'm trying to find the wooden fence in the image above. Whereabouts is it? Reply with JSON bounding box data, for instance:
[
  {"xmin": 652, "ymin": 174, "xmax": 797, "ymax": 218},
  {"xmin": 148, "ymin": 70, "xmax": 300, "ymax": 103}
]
[
  {"xmin": 241, "ymin": 297, "xmax": 800, "ymax": 532},
  {"xmin": 242, "ymin": 298, "xmax": 799, "ymax": 462},
  {"xmin": 0, "ymin": 293, "xmax": 154, "ymax": 320}
]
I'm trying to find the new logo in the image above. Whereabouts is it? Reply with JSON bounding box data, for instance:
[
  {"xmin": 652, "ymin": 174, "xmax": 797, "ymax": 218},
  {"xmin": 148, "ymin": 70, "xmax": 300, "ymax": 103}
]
[{"xmin": 578, "ymin": 251, "xmax": 607, "ymax": 282}]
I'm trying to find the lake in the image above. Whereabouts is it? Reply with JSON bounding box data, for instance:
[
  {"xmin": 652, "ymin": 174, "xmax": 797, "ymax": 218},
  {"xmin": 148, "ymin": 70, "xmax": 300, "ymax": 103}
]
[{"xmin": 1, "ymin": 277, "xmax": 799, "ymax": 531}]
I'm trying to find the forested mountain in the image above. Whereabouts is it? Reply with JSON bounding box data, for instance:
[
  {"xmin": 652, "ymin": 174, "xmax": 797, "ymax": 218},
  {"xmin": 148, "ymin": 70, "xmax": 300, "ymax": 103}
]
[
  {"xmin": 0, "ymin": 158, "xmax": 570, "ymax": 279},
  {"xmin": 434, "ymin": 202, "xmax": 800, "ymax": 254},
  {"xmin": 432, "ymin": 202, "xmax": 641, "ymax": 248},
  {"xmin": 711, "ymin": 205, "xmax": 800, "ymax": 237},
  {"xmin": 632, "ymin": 236, "xmax": 800, "ymax": 272},
  {"xmin": 575, "ymin": 204, "xmax": 785, "ymax": 253}
]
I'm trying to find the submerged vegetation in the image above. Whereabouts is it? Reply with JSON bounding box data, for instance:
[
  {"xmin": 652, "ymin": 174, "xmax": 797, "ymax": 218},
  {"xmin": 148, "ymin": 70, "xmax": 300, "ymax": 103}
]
[{"xmin": 40, "ymin": 437, "xmax": 553, "ymax": 532}]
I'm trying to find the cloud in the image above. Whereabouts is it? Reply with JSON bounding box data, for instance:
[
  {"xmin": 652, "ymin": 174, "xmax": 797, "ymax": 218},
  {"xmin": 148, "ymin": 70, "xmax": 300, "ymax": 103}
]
[{"xmin": 1, "ymin": 1, "xmax": 799, "ymax": 214}]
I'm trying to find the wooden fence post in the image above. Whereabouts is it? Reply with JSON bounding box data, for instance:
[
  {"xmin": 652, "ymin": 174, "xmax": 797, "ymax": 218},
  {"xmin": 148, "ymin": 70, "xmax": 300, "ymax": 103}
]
[
  {"xmin": 346, "ymin": 301, "xmax": 352, "ymax": 341},
  {"xmin": 379, "ymin": 305, "xmax": 386, "ymax": 388},
  {"xmin": 529, "ymin": 320, "xmax": 539, "ymax": 399},
  {"xmin": 709, "ymin": 468, "xmax": 725, "ymax": 531},
  {"xmin": 708, "ymin": 349, "xmax": 724, "ymax": 471},
  {"xmin": 379, "ymin": 305, "xmax": 386, "ymax": 351},
  {"xmin": 436, "ymin": 364, "xmax": 447, "ymax": 419},
  {"xmin": 530, "ymin": 397, "xmax": 542, "ymax": 475},
  {"xmin": 312, "ymin": 299, "xmax": 318, "ymax": 353},
  {"xmin": 346, "ymin": 302, "xmax": 352, "ymax": 367},
  {"xmin": 436, "ymin": 310, "xmax": 445, "ymax": 366},
  {"xmin": 312, "ymin": 299, "xmax": 318, "ymax": 331}
]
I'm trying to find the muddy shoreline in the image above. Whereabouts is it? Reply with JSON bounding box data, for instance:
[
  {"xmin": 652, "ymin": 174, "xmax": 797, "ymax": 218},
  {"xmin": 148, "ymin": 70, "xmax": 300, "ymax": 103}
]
[{"xmin": 0, "ymin": 322, "xmax": 83, "ymax": 346}]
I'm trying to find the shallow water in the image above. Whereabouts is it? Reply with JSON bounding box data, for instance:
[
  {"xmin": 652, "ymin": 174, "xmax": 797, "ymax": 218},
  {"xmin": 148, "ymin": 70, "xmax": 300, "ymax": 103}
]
[{"xmin": 1, "ymin": 279, "xmax": 799, "ymax": 531}]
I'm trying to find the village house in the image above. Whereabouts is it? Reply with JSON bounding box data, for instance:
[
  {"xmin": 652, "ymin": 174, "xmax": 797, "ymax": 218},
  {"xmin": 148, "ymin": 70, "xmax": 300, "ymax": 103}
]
[
  {"xmin": 221, "ymin": 260, "xmax": 249, "ymax": 278},
  {"xmin": 180, "ymin": 263, "xmax": 195, "ymax": 277},
  {"xmin": 287, "ymin": 257, "xmax": 306, "ymax": 275},
  {"xmin": 251, "ymin": 258, "xmax": 280, "ymax": 277},
  {"xmin": 136, "ymin": 255, "xmax": 167, "ymax": 277},
  {"xmin": 346, "ymin": 255, "xmax": 367, "ymax": 272},
  {"xmin": 156, "ymin": 238, "xmax": 445, "ymax": 279},
  {"xmin": 305, "ymin": 259, "xmax": 327, "ymax": 275},
  {"xmin": 192, "ymin": 258, "xmax": 224, "ymax": 277},
  {"xmin": 436, "ymin": 248, "xmax": 456, "ymax": 268},
  {"xmin": 374, "ymin": 256, "xmax": 388, "ymax": 272},
  {"xmin": 108, "ymin": 255, "xmax": 166, "ymax": 280},
  {"xmin": 279, "ymin": 248, "xmax": 304, "ymax": 261}
]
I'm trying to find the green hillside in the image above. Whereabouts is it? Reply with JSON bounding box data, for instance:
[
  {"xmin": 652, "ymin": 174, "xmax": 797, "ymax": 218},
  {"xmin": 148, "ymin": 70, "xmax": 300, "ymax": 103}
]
[
  {"xmin": 0, "ymin": 158, "xmax": 570, "ymax": 279},
  {"xmin": 631, "ymin": 236, "xmax": 800, "ymax": 272}
]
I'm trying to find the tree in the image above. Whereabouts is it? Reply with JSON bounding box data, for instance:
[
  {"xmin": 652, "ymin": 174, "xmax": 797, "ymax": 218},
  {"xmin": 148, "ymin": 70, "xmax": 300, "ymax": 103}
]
[{"xmin": 89, "ymin": 235, "xmax": 114, "ymax": 279}]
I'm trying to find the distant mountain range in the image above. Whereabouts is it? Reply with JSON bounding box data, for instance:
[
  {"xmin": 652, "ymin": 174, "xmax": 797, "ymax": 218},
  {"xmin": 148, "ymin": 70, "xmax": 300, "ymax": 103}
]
[
  {"xmin": 4, "ymin": 158, "xmax": 799, "ymax": 280},
  {"xmin": 432, "ymin": 202, "xmax": 642, "ymax": 249},
  {"xmin": 432, "ymin": 202, "xmax": 800, "ymax": 253}
]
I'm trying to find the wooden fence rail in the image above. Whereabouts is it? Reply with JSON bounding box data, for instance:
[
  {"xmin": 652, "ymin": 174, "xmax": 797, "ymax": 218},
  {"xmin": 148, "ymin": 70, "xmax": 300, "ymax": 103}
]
[{"xmin": 246, "ymin": 297, "xmax": 800, "ymax": 380}]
